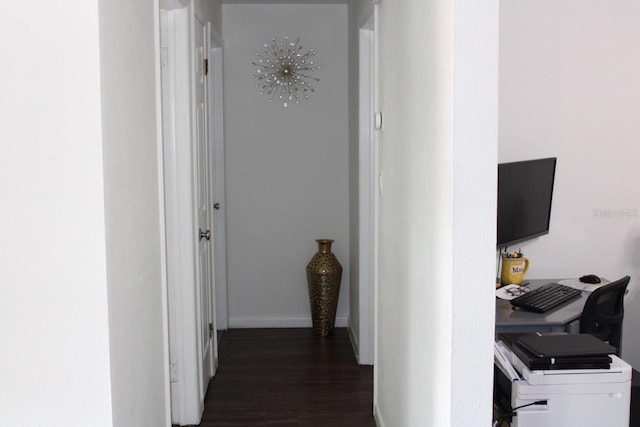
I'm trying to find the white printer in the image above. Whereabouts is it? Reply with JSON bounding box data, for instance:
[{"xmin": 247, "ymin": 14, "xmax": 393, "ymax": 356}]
[{"xmin": 495, "ymin": 341, "xmax": 632, "ymax": 427}]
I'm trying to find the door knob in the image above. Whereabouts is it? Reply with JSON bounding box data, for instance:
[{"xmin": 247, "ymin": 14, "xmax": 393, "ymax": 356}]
[
  {"xmin": 213, "ymin": 203, "xmax": 221, "ymax": 210},
  {"xmin": 199, "ymin": 229, "xmax": 211, "ymax": 241}
]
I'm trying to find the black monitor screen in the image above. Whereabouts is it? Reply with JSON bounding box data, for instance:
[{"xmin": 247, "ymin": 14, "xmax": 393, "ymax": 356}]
[{"xmin": 497, "ymin": 157, "xmax": 557, "ymax": 248}]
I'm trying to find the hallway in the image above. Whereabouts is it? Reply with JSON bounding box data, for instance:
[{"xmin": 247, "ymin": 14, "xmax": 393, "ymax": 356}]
[{"xmin": 196, "ymin": 328, "xmax": 375, "ymax": 426}]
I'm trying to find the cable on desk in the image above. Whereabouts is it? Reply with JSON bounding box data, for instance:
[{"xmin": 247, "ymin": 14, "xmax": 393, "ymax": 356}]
[{"xmin": 493, "ymin": 400, "xmax": 547, "ymax": 427}]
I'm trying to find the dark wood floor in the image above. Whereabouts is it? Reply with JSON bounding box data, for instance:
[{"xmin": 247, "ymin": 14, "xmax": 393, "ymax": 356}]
[{"xmin": 197, "ymin": 328, "xmax": 376, "ymax": 427}]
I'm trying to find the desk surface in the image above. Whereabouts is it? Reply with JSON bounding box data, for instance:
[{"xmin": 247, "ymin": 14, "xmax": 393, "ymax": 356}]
[{"xmin": 495, "ymin": 279, "xmax": 589, "ymax": 334}]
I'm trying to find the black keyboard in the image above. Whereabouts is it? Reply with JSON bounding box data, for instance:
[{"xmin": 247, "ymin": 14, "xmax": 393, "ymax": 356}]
[{"xmin": 510, "ymin": 283, "xmax": 582, "ymax": 313}]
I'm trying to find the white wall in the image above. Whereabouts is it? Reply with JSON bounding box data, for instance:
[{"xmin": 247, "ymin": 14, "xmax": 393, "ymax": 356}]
[
  {"xmin": 0, "ymin": 1, "xmax": 172, "ymax": 425},
  {"xmin": 0, "ymin": 2, "xmax": 113, "ymax": 426},
  {"xmin": 376, "ymin": 2, "xmax": 454, "ymax": 422},
  {"xmin": 196, "ymin": 0, "xmax": 222, "ymax": 34},
  {"xmin": 222, "ymin": 4, "xmax": 350, "ymax": 328},
  {"xmin": 353, "ymin": 0, "xmax": 374, "ymax": 27},
  {"xmin": 374, "ymin": 0, "xmax": 498, "ymax": 426},
  {"xmin": 500, "ymin": 0, "xmax": 640, "ymax": 368},
  {"xmin": 450, "ymin": 1, "xmax": 499, "ymax": 424},
  {"xmin": 98, "ymin": 1, "xmax": 169, "ymax": 426}
]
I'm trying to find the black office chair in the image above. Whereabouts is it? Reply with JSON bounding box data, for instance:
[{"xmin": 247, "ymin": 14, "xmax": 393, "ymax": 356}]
[{"xmin": 579, "ymin": 275, "xmax": 630, "ymax": 356}]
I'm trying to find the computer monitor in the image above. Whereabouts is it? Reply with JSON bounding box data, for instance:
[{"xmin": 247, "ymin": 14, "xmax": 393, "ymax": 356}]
[{"xmin": 497, "ymin": 157, "xmax": 557, "ymax": 248}]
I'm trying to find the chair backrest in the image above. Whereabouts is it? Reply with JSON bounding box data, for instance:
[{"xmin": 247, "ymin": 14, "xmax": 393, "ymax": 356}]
[{"xmin": 579, "ymin": 276, "xmax": 630, "ymax": 356}]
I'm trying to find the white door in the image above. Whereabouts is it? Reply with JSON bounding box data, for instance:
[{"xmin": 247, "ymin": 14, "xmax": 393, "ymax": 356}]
[
  {"xmin": 206, "ymin": 22, "xmax": 224, "ymax": 365},
  {"xmin": 161, "ymin": 5, "xmax": 220, "ymax": 424},
  {"xmin": 194, "ymin": 14, "xmax": 215, "ymax": 396},
  {"xmin": 208, "ymin": 30, "xmax": 228, "ymax": 332}
]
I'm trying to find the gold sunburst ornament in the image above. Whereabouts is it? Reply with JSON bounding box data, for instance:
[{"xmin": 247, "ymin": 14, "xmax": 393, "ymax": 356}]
[{"xmin": 251, "ymin": 36, "xmax": 320, "ymax": 107}]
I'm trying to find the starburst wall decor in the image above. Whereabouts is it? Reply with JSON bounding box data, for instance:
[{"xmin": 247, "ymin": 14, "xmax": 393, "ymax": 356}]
[{"xmin": 251, "ymin": 36, "xmax": 320, "ymax": 107}]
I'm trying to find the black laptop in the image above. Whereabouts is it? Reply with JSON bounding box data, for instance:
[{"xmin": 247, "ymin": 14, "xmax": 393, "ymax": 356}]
[
  {"xmin": 499, "ymin": 333, "xmax": 614, "ymax": 370},
  {"xmin": 516, "ymin": 334, "xmax": 616, "ymax": 358}
]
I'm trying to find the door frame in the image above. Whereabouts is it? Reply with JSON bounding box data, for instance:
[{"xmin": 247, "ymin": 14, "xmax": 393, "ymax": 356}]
[
  {"xmin": 357, "ymin": 7, "xmax": 378, "ymax": 366},
  {"xmin": 161, "ymin": 4, "xmax": 201, "ymax": 424}
]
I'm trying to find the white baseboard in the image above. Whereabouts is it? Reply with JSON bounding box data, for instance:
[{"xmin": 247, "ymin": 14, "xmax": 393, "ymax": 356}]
[
  {"xmin": 347, "ymin": 317, "xmax": 360, "ymax": 362},
  {"xmin": 374, "ymin": 403, "xmax": 385, "ymax": 427},
  {"xmin": 228, "ymin": 315, "xmax": 348, "ymax": 329}
]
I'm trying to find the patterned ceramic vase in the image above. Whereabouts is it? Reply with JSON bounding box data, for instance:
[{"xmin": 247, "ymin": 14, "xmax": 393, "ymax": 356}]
[{"xmin": 306, "ymin": 239, "xmax": 342, "ymax": 336}]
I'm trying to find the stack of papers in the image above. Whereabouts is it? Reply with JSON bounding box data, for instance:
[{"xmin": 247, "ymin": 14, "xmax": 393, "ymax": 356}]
[{"xmin": 494, "ymin": 341, "xmax": 520, "ymax": 381}]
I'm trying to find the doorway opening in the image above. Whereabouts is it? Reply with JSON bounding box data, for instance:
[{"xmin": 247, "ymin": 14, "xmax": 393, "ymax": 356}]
[{"xmin": 158, "ymin": 2, "xmax": 377, "ymax": 425}]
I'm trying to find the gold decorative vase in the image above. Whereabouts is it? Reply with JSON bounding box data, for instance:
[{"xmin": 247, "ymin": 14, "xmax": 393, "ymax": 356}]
[{"xmin": 306, "ymin": 239, "xmax": 342, "ymax": 336}]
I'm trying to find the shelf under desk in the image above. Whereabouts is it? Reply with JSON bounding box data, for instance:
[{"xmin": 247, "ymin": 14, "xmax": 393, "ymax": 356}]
[{"xmin": 495, "ymin": 279, "xmax": 589, "ymax": 336}]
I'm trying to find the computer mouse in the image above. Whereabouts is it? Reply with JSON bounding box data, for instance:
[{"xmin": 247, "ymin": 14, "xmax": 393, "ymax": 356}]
[{"xmin": 579, "ymin": 274, "xmax": 601, "ymax": 284}]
